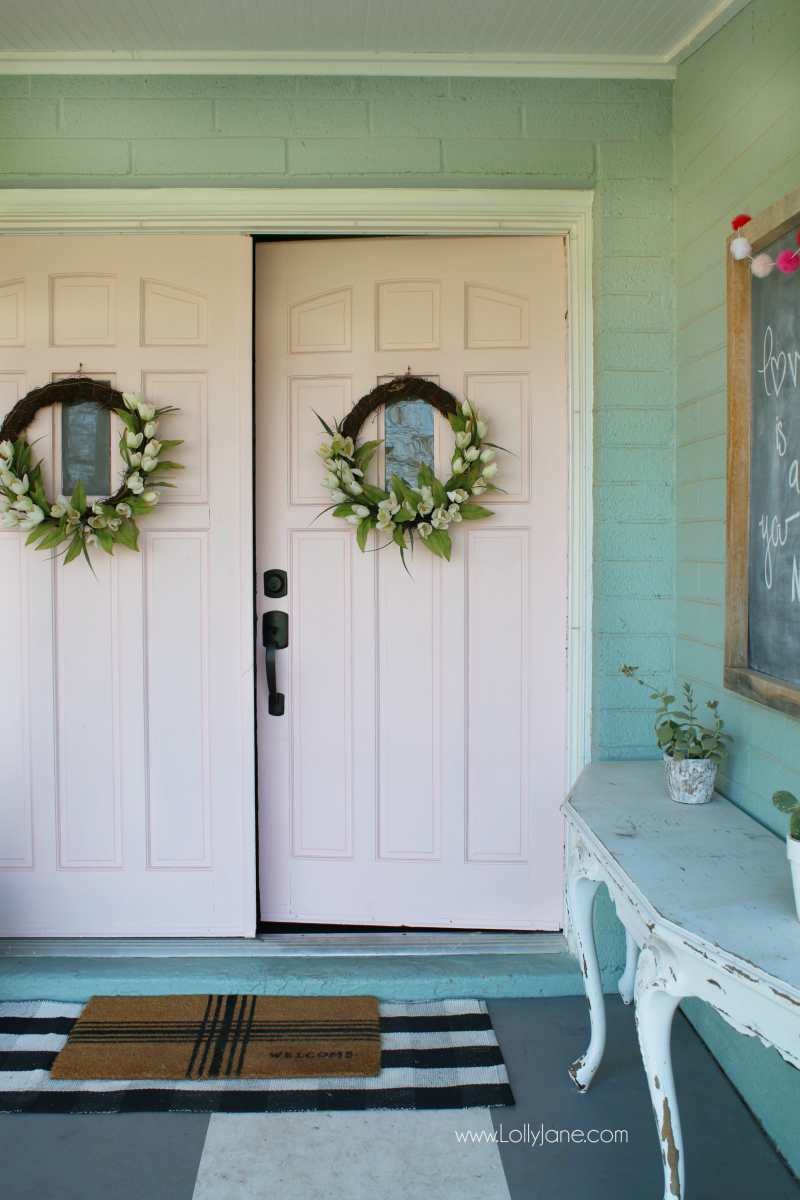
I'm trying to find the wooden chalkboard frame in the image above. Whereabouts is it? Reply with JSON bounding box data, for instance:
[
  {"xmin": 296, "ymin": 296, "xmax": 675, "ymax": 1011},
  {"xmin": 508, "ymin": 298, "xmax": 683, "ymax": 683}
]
[{"xmin": 725, "ymin": 184, "xmax": 800, "ymax": 718}]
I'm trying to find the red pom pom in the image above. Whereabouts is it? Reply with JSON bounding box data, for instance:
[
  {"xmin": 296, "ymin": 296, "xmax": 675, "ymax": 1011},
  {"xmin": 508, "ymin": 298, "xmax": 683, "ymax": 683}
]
[
  {"xmin": 776, "ymin": 249, "xmax": 800, "ymax": 274},
  {"xmin": 731, "ymin": 214, "xmax": 751, "ymax": 231},
  {"xmin": 797, "ymin": 229, "xmax": 800, "ymax": 246}
]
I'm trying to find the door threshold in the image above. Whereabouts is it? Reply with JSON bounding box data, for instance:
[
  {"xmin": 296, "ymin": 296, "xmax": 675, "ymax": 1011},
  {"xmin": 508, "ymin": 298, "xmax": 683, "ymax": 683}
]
[{"xmin": 0, "ymin": 932, "xmax": 567, "ymax": 958}]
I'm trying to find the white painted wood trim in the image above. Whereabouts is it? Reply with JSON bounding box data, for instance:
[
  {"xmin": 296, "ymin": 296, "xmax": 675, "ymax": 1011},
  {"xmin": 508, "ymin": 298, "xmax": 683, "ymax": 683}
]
[
  {"xmin": 0, "ymin": 50, "xmax": 675, "ymax": 77},
  {"xmin": 0, "ymin": 187, "xmax": 594, "ymax": 905}
]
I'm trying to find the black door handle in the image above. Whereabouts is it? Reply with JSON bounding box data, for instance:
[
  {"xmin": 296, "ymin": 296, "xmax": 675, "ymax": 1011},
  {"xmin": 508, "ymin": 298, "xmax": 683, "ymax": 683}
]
[{"xmin": 262, "ymin": 611, "xmax": 289, "ymax": 716}]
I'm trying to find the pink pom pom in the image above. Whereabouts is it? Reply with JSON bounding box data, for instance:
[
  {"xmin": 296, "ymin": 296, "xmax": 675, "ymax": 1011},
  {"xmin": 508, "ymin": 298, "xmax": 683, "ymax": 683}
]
[
  {"xmin": 776, "ymin": 249, "xmax": 800, "ymax": 274},
  {"xmin": 751, "ymin": 253, "xmax": 775, "ymax": 278}
]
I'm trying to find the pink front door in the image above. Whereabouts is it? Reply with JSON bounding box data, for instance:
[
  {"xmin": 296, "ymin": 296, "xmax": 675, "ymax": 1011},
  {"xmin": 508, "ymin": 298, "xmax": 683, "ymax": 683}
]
[{"xmin": 255, "ymin": 235, "xmax": 568, "ymax": 930}]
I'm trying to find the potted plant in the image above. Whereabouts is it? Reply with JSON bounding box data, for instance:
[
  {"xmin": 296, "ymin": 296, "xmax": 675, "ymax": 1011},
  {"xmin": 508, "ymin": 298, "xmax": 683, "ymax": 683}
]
[
  {"xmin": 620, "ymin": 666, "xmax": 732, "ymax": 804},
  {"xmin": 772, "ymin": 791, "xmax": 800, "ymax": 921}
]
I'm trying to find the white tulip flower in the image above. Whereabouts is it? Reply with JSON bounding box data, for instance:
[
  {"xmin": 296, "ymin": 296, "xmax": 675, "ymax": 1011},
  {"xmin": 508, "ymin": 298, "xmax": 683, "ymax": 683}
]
[
  {"xmin": 0, "ymin": 440, "xmax": 13, "ymax": 461},
  {"xmin": 126, "ymin": 431, "xmax": 143, "ymax": 449},
  {"xmin": 122, "ymin": 391, "xmax": 143, "ymax": 412},
  {"xmin": 137, "ymin": 401, "xmax": 157, "ymax": 421},
  {"xmin": 50, "ymin": 495, "xmax": 70, "ymax": 518},
  {"xmin": 417, "ymin": 521, "xmax": 433, "ymax": 539},
  {"xmin": 448, "ymin": 489, "xmax": 470, "ymax": 505},
  {"xmin": 431, "ymin": 506, "xmax": 451, "ymax": 529},
  {"xmin": 145, "ymin": 440, "xmax": 162, "ymax": 457},
  {"xmin": 349, "ymin": 481, "xmax": 363, "ymax": 494},
  {"xmin": 142, "ymin": 491, "xmax": 159, "ymax": 506},
  {"xmin": 330, "ymin": 489, "xmax": 347, "ymax": 503},
  {"xmin": 88, "ymin": 514, "xmax": 107, "ymax": 529},
  {"xmin": 447, "ymin": 504, "xmax": 463, "ymax": 522},
  {"xmin": 455, "ymin": 431, "xmax": 472, "ymax": 449},
  {"xmin": 144, "ymin": 421, "xmax": 159, "ymax": 439},
  {"xmin": 18, "ymin": 505, "xmax": 46, "ymax": 531},
  {"xmin": 340, "ymin": 437, "xmax": 355, "ymax": 458},
  {"xmin": 141, "ymin": 455, "xmax": 159, "ymax": 473},
  {"xmin": 471, "ymin": 483, "xmax": 487, "ymax": 496},
  {"xmin": 14, "ymin": 496, "xmax": 33, "ymax": 512},
  {"xmin": 345, "ymin": 514, "xmax": 362, "ymax": 525},
  {"xmin": 0, "ymin": 496, "xmax": 10, "ymax": 512},
  {"xmin": 92, "ymin": 502, "xmax": 105, "ymax": 516},
  {"xmin": 316, "ymin": 443, "xmax": 332, "ymax": 459},
  {"xmin": 0, "ymin": 510, "xmax": 19, "ymax": 529},
  {"xmin": 378, "ymin": 491, "xmax": 401, "ymax": 516},
  {"xmin": 324, "ymin": 471, "xmax": 340, "ymax": 489},
  {"xmin": 115, "ymin": 502, "xmax": 132, "ymax": 517},
  {"xmin": 129, "ymin": 452, "xmax": 142, "ymax": 468},
  {"xmin": 464, "ymin": 446, "xmax": 480, "ymax": 462},
  {"xmin": 85, "ymin": 531, "xmax": 100, "ymax": 547},
  {"xmin": 323, "ymin": 458, "xmax": 338, "ymax": 471},
  {"xmin": 353, "ymin": 505, "xmax": 370, "ymax": 518},
  {"xmin": 461, "ymin": 400, "xmax": 473, "ymax": 417},
  {"xmin": 127, "ymin": 472, "xmax": 145, "ymax": 494},
  {"xmin": 480, "ymin": 447, "xmax": 496, "ymax": 463},
  {"xmin": 376, "ymin": 513, "xmax": 396, "ymax": 532},
  {"xmin": 1, "ymin": 471, "xmax": 14, "ymax": 488},
  {"xmin": 10, "ymin": 474, "xmax": 29, "ymax": 496},
  {"xmin": 107, "ymin": 518, "xmax": 121, "ymax": 532},
  {"xmin": 481, "ymin": 463, "xmax": 499, "ymax": 479},
  {"xmin": 476, "ymin": 420, "xmax": 488, "ymax": 438},
  {"xmin": 451, "ymin": 457, "xmax": 464, "ymax": 475}
]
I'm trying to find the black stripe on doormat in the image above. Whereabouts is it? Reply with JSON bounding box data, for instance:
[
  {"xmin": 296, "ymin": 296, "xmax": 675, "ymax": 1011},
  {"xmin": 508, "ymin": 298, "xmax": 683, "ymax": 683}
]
[
  {"xmin": 379, "ymin": 1015, "xmax": 492, "ymax": 1032},
  {"xmin": 0, "ymin": 1018, "xmax": 76, "ymax": 1036},
  {"xmin": 0, "ymin": 1083, "xmax": 515, "ymax": 1115},
  {"xmin": 0, "ymin": 1052, "xmax": 59, "ymax": 1072}
]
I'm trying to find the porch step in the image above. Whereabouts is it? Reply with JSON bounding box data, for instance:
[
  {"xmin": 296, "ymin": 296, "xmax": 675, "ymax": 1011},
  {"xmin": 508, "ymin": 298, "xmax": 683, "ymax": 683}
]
[{"xmin": 0, "ymin": 933, "xmax": 608, "ymax": 1003}]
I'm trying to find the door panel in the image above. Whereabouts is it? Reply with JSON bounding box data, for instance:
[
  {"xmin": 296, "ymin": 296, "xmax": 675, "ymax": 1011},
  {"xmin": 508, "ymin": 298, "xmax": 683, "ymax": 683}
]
[
  {"xmin": 256, "ymin": 236, "xmax": 567, "ymax": 930},
  {"xmin": 0, "ymin": 235, "xmax": 253, "ymax": 935}
]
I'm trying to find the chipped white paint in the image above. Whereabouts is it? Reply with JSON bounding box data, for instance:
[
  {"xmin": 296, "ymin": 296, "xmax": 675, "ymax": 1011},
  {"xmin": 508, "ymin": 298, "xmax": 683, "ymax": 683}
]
[{"xmin": 563, "ymin": 760, "xmax": 800, "ymax": 1200}]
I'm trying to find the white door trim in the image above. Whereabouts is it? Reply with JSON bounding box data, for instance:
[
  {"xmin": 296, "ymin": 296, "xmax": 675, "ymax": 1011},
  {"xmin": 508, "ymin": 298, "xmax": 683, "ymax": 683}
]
[{"xmin": 0, "ymin": 185, "xmax": 592, "ymax": 793}]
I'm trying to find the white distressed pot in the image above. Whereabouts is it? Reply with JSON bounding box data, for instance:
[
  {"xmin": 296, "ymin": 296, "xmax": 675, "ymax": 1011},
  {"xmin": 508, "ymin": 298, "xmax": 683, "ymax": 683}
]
[
  {"xmin": 787, "ymin": 837, "xmax": 800, "ymax": 922},
  {"xmin": 663, "ymin": 753, "xmax": 718, "ymax": 805}
]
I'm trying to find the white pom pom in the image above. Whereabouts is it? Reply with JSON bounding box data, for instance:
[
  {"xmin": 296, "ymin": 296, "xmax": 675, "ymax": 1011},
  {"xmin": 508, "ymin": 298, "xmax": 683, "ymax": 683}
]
[
  {"xmin": 730, "ymin": 236, "xmax": 752, "ymax": 260},
  {"xmin": 751, "ymin": 252, "xmax": 775, "ymax": 278}
]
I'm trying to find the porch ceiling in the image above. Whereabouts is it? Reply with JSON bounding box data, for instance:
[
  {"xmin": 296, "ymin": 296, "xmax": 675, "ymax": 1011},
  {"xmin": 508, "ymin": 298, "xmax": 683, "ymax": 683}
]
[{"xmin": 0, "ymin": 0, "xmax": 750, "ymax": 76}]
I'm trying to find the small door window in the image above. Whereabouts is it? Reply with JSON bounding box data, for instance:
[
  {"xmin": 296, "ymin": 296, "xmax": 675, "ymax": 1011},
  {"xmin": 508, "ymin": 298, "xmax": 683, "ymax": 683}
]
[
  {"xmin": 61, "ymin": 397, "xmax": 112, "ymax": 497},
  {"xmin": 384, "ymin": 398, "xmax": 434, "ymax": 491}
]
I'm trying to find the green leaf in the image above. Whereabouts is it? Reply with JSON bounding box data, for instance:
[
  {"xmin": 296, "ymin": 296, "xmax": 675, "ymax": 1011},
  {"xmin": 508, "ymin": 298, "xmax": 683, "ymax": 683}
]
[
  {"xmin": 25, "ymin": 524, "xmax": 50, "ymax": 547},
  {"xmin": 417, "ymin": 462, "xmax": 433, "ymax": 489},
  {"xmin": 313, "ymin": 409, "xmax": 335, "ymax": 437},
  {"xmin": 150, "ymin": 460, "xmax": 184, "ymax": 471},
  {"xmin": 35, "ymin": 525, "xmax": 71, "ymax": 551},
  {"xmin": 356, "ymin": 515, "xmax": 375, "ymax": 553},
  {"xmin": 459, "ymin": 504, "xmax": 494, "ymax": 520},
  {"xmin": 113, "ymin": 522, "xmax": 139, "ymax": 552},
  {"xmin": 425, "ymin": 528, "xmax": 452, "ymax": 561},
  {"xmin": 353, "ymin": 439, "xmax": 382, "ymax": 462},
  {"xmin": 431, "ymin": 476, "xmax": 448, "ymax": 507},
  {"xmin": 360, "ymin": 482, "xmax": 390, "ymax": 505},
  {"xmin": 772, "ymin": 790, "xmax": 799, "ymax": 814},
  {"xmin": 114, "ymin": 407, "xmax": 138, "ymax": 432},
  {"xmin": 392, "ymin": 526, "xmax": 407, "ymax": 549},
  {"xmin": 71, "ymin": 479, "xmax": 87, "ymax": 515},
  {"xmin": 63, "ymin": 531, "xmax": 84, "ymax": 565},
  {"xmin": 333, "ymin": 504, "xmax": 355, "ymax": 517},
  {"xmin": 448, "ymin": 412, "xmax": 466, "ymax": 433},
  {"xmin": 156, "ymin": 439, "xmax": 184, "ymax": 454},
  {"xmin": 394, "ymin": 509, "xmax": 414, "ymax": 523},
  {"xmin": 96, "ymin": 527, "xmax": 115, "ymax": 554},
  {"xmin": 421, "ymin": 530, "xmax": 444, "ymax": 557}
]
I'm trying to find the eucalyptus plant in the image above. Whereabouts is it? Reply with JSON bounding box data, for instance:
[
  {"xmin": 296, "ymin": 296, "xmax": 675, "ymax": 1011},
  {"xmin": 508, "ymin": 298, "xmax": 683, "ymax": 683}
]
[
  {"xmin": 772, "ymin": 791, "xmax": 800, "ymax": 841},
  {"xmin": 620, "ymin": 665, "xmax": 732, "ymax": 763}
]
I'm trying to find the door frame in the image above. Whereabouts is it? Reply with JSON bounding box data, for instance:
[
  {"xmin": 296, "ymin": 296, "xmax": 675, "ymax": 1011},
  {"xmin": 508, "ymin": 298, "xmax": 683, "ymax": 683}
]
[{"xmin": 0, "ymin": 185, "xmax": 594, "ymax": 899}]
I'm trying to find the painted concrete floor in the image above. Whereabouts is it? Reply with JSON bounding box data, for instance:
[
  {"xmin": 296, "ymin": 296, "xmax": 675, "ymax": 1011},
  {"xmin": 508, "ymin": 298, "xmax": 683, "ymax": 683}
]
[{"xmin": 0, "ymin": 996, "xmax": 797, "ymax": 1200}]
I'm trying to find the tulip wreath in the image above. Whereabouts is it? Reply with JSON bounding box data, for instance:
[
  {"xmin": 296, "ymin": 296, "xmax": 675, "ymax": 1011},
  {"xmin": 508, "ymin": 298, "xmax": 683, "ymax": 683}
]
[
  {"xmin": 317, "ymin": 376, "xmax": 501, "ymax": 564},
  {"xmin": 0, "ymin": 377, "xmax": 184, "ymax": 568}
]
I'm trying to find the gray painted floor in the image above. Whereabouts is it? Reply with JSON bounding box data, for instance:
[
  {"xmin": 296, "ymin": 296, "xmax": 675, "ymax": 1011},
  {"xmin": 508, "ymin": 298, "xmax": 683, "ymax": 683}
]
[{"xmin": 0, "ymin": 997, "xmax": 796, "ymax": 1199}]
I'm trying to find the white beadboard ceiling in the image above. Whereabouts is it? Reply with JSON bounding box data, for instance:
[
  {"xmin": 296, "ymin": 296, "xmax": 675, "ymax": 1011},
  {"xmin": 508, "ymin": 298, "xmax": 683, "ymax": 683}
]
[{"xmin": 0, "ymin": 0, "xmax": 750, "ymax": 76}]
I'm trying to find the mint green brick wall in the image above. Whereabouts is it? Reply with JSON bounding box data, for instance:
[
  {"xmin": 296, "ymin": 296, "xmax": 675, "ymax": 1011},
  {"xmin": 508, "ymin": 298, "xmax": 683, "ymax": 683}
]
[
  {"xmin": 675, "ymin": 0, "xmax": 800, "ymax": 1176},
  {"xmin": 0, "ymin": 73, "xmax": 675, "ymax": 771}
]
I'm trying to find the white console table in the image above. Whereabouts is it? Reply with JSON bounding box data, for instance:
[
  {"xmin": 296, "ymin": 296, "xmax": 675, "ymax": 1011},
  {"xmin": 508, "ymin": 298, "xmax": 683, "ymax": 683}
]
[{"xmin": 563, "ymin": 760, "xmax": 800, "ymax": 1200}]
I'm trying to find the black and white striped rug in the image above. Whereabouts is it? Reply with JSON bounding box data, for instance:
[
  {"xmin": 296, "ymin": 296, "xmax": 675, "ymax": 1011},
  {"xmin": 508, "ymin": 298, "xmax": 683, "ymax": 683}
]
[{"xmin": 0, "ymin": 999, "xmax": 515, "ymax": 1113}]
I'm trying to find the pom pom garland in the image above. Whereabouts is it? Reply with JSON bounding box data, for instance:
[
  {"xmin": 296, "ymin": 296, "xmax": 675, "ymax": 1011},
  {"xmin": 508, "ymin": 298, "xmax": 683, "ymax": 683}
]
[
  {"xmin": 730, "ymin": 236, "xmax": 752, "ymax": 260},
  {"xmin": 751, "ymin": 252, "xmax": 775, "ymax": 278},
  {"xmin": 776, "ymin": 249, "xmax": 800, "ymax": 274},
  {"xmin": 731, "ymin": 214, "xmax": 752, "ymax": 231}
]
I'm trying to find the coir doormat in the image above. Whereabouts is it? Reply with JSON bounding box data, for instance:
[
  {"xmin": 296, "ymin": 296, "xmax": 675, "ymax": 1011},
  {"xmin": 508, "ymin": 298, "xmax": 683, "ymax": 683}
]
[
  {"xmin": 0, "ymin": 999, "xmax": 514, "ymax": 1114},
  {"xmin": 50, "ymin": 995, "xmax": 381, "ymax": 1081}
]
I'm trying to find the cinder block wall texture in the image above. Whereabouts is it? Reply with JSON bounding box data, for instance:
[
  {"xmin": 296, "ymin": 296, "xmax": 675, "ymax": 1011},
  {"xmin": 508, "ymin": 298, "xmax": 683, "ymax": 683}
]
[
  {"xmin": 675, "ymin": 0, "xmax": 800, "ymax": 1177},
  {"xmin": 0, "ymin": 74, "xmax": 677, "ymax": 766}
]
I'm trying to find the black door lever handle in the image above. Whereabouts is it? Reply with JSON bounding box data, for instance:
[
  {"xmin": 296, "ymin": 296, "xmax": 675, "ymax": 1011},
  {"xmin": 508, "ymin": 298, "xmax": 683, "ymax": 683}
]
[{"xmin": 262, "ymin": 611, "xmax": 289, "ymax": 716}]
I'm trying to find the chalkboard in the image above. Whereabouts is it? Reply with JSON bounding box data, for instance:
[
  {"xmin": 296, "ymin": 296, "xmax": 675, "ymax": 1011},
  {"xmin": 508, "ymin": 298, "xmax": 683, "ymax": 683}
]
[
  {"xmin": 725, "ymin": 184, "xmax": 800, "ymax": 718},
  {"xmin": 748, "ymin": 227, "xmax": 800, "ymax": 684}
]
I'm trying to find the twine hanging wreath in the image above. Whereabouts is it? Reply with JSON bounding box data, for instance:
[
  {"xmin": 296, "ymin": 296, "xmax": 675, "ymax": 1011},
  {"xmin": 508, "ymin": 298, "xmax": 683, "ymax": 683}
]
[
  {"xmin": 0, "ymin": 377, "xmax": 184, "ymax": 567},
  {"xmin": 317, "ymin": 376, "xmax": 501, "ymax": 563}
]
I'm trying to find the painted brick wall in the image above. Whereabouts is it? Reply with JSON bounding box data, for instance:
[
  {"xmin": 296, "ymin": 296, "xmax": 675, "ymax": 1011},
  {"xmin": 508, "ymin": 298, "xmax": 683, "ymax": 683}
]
[
  {"xmin": 675, "ymin": 0, "xmax": 800, "ymax": 1176},
  {"xmin": 0, "ymin": 73, "xmax": 676, "ymax": 768}
]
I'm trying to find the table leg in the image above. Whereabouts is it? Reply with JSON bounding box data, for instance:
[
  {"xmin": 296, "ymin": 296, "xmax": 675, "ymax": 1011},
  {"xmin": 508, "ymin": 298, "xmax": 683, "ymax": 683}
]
[
  {"xmin": 635, "ymin": 946, "xmax": 685, "ymax": 1200},
  {"xmin": 618, "ymin": 927, "xmax": 639, "ymax": 1005},
  {"xmin": 566, "ymin": 871, "xmax": 605, "ymax": 1092}
]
